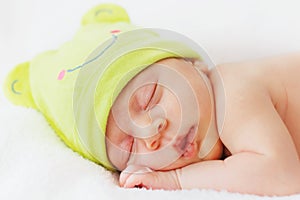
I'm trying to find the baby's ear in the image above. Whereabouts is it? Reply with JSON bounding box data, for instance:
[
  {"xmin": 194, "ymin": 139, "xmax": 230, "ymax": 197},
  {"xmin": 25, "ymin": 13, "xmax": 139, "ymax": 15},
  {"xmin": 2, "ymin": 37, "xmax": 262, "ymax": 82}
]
[{"xmin": 186, "ymin": 58, "xmax": 209, "ymax": 75}]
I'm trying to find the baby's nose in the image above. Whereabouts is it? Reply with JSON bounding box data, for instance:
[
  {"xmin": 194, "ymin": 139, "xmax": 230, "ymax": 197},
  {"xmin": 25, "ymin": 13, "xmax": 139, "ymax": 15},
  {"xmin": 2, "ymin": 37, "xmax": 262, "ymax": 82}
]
[
  {"xmin": 144, "ymin": 118, "xmax": 167, "ymax": 150},
  {"xmin": 144, "ymin": 135, "xmax": 160, "ymax": 150}
]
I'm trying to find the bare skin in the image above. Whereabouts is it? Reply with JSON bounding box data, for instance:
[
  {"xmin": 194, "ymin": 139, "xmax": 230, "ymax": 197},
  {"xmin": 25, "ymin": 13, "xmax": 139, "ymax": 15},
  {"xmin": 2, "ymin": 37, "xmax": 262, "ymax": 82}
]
[{"xmin": 106, "ymin": 53, "xmax": 300, "ymax": 196}]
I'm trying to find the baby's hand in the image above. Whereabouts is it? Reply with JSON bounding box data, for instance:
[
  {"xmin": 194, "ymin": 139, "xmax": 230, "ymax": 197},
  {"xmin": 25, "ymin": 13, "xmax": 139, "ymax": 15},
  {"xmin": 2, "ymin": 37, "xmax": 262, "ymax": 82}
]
[{"xmin": 119, "ymin": 165, "xmax": 181, "ymax": 190}]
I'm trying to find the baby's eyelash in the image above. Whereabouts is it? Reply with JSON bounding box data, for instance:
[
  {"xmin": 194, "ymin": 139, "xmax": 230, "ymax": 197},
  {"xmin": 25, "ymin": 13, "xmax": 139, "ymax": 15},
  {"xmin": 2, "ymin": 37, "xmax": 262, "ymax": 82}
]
[
  {"xmin": 139, "ymin": 83, "xmax": 157, "ymax": 110},
  {"xmin": 144, "ymin": 83, "xmax": 157, "ymax": 110}
]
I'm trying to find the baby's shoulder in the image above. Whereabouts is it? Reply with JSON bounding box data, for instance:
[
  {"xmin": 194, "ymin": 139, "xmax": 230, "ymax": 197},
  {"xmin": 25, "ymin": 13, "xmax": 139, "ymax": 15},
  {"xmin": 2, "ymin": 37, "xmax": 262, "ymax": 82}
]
[
  {"xmin": 209, "ymin": 60, "xmax": 284, "ymax": 154},
  {"xmin": 209, "ymin": 61, "xmax": 269, "ymax": 132}
]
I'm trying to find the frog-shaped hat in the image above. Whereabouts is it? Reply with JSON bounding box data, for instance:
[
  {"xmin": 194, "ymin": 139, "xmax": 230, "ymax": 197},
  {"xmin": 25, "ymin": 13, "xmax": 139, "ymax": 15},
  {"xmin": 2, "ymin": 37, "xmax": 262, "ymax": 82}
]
[{"xmin": 4, "ymin": 4, "xmax": 212, "ymax": 170}]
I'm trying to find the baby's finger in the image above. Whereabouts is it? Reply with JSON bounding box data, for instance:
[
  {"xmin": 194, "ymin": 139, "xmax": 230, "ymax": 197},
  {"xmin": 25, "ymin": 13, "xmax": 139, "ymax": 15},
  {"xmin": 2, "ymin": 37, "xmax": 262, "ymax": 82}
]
[
  {"xmin": 120, "ymin": 165, "xmax": 153, "ymax": 187},
  {"xmin": 119, "ymin": 171, "xmax": 131, "ymax": 187},
  {"xmin": 119, "ymin": 165, "xmax": 139, "ymax": 187},
  {"xmin": 123, "ymin": 173, "xmax": 146, "ymax": 189}
]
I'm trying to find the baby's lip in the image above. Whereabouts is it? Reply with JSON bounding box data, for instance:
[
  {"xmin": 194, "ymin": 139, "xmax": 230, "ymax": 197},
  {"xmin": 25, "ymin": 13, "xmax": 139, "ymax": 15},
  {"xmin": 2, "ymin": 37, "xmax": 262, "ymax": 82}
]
[{"xmin": 174, "ymin": 126, "xmax": 196, "ymax": 156}]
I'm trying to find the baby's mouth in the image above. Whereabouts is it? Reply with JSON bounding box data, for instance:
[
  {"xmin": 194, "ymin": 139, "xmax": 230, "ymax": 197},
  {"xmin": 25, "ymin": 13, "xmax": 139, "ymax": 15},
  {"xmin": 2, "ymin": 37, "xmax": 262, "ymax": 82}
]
[{"xmin": 174, "ymin": 126, "xmax": 197, "ymax": 158}]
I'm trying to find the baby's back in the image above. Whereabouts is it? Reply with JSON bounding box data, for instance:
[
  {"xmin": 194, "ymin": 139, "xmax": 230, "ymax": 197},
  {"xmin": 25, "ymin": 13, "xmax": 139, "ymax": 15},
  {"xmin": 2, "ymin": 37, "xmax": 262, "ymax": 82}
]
[
  {"xmin": 212, "ymin": 53, "xmax": 300, "ymax": 159},
  {"xmin": 264, "ymin": 53, "xmax": 300, "ymax": 157}
]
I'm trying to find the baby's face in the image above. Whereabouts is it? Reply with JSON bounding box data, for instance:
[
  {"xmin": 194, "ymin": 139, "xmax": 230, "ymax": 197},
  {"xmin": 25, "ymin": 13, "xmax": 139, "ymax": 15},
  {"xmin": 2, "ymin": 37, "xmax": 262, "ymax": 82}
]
[{"xmin": 106, "ymin": 58, "xmax": 221, "ymax": 171}]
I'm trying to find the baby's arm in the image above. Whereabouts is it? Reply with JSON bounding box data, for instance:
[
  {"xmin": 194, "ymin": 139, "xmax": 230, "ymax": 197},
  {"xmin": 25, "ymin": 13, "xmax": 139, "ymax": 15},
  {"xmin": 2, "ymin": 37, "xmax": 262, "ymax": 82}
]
[
  {"xmin": 120, "ymin": 152, "xmax": 295, "ymax": 195},
  {"xmin": 176, "ymin": 152, "xmax": 286, "ymax": 194}
]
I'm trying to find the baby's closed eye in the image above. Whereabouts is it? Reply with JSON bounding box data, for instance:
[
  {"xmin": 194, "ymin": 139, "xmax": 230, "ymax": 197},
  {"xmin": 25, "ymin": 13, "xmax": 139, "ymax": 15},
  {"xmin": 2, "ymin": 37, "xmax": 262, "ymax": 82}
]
[{"xmin": 136, "ymin": 83, "xmax": 157, "ymax": 111}]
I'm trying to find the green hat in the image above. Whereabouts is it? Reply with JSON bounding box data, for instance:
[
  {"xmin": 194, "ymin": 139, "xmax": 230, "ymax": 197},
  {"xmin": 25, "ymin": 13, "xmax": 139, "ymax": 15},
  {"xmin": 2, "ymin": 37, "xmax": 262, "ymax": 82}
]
[{"xmin": 3, "ymin": 4, "xmax": 214, "ymax": 170}]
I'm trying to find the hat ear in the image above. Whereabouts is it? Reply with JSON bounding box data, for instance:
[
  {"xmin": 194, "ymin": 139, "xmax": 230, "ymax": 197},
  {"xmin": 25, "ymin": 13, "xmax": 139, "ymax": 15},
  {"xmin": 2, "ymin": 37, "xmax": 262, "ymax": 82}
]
[{"xmin": 81, "ymin": 4, "xmax": 130, "ymax": 25}]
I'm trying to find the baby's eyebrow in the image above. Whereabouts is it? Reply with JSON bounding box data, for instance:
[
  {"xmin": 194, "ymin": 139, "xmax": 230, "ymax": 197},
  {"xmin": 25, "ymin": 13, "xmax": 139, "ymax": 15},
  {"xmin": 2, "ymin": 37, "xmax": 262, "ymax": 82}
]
[
  {"xmin": 132, "ymin": 85, "xmax": 146, "ymax": 102},
  {"xmin": 129, "ymin": 91, "xmax": 140, "ymax": 111}
]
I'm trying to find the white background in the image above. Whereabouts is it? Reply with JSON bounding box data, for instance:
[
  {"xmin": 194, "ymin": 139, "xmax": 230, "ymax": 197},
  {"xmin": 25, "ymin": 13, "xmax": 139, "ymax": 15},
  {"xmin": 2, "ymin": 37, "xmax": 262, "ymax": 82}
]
[
  {"xmin": 1, "ymin": 1, "xmax": 300, "ymax": 199},
  {"xmin": 1, "ymin": 0, "xmax": 300, "ymax": 78}
]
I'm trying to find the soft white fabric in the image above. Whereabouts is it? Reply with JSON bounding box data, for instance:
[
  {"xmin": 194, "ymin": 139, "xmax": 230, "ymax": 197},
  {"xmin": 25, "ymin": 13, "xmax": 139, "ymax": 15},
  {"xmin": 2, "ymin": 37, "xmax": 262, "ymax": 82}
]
[{"xmin": 1, "ymin": 0, "xmax": 300, "ymax": 199}]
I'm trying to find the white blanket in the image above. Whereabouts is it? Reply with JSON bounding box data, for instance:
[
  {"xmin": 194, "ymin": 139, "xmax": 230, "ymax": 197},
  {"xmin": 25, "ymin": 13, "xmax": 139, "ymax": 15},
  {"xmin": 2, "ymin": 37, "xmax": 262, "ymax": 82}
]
[{"xmin": 1, "ymin": 0, "xmax": 300, "ymax": 199}]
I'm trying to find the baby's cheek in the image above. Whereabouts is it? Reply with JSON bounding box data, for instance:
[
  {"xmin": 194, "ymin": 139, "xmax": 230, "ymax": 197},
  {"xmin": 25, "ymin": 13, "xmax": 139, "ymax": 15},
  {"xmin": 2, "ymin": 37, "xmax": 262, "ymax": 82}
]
[
  {"xmin": 119, "ymin": 135, "xmax": 134, "ymax": 152},
  {"xmin": 161, "ymin": 90, "xmax": 181, "ymax": 119},
  {"xmin": 164, "ymin": 100, "xmax": 181, "ymax": 133}
]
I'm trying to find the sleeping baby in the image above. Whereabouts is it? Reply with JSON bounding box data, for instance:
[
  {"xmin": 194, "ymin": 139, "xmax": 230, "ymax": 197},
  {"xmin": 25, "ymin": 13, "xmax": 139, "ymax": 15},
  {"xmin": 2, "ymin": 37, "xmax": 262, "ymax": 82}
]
[{"xmin": 4, "ymin": 3, "xmax": 300, "ymax": 196}]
